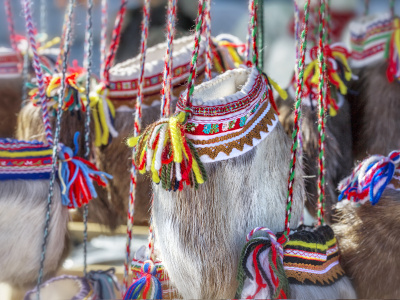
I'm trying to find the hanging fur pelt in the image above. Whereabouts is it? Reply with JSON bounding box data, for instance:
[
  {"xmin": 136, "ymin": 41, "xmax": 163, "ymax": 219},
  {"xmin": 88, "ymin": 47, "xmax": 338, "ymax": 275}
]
[
  {"xmin": 276, "ymin": 88, "xmax": 353, "ymax": 223},
  {"xmin": 0, "ymin": 180, "xmax": 69, "ymax": 287},
  {"xmin": 333, "ymin": 189, "xmax": 400, "ymax": 298},
  {"xmin": 347, "ymin": 61, "xmax": 400, "ymax": 160},
  {"xmin": 0, "ymin": 78, "xmax": 22, "ymax": 138}
]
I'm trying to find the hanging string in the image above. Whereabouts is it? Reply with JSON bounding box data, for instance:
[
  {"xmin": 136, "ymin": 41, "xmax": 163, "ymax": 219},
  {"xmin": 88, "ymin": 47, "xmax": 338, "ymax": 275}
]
[
  {"xmin": 34, "ymin": 0, "xmax": 75, "ymax": 296},
  {"xmin": 326, "ymin": 0, "xmax": 332, "ymax": 44},
  {"xmin": 40, "ymin": 0, "xmax": 46, "ymax": 34},
  {"xmin": 22, "ymin": 0, "xmax": 53, "ymax": 145},
  {"xmin": 364, "ymin": 0, "xmax": 369, "ymax": 16},
  {"xmin": 56, "ymin": 11, "xmax": 69, "ymax": 70},
  {"xmin": 100, "ymin": 0, "xmax": 108, "ymax": 81},
  {"xmin": 278, "ymin": 0, "xmax": 311, "ymax": 246},
  {"xmin": 390, "ymin": 0, "xmax": 396, "ymax": 18},
  {"xmin": 204, "ymin": 0, "xmax": 212, "ymax": 80},
  {"xmin": 103, "ymin": 0, "xmax": 128, "ymax": 84},
  {"xmin": 249, "ymin": 0, "xmax": 259, "ymax": 67},
  {"xmin": 246, "ymin": 1, "xmax": 254, "ymax": 62},
  {"xmin": 82, "ymin": 0, "xmax": 94, "ymax": 278},
  {"xmin": 183, "ymin": 0, "xmax": 207, "ymax": 109},
  {"xmin": 5, "ymin": 0, "xmax": 18, "ymax": 52},
  {"xmin": 317, "ymin": 0, "xmax": 327, "ymax": 226},
  {"xmin": 123, "ymin": 0, "xmax": 151, "ymax": 294},
  {"xmin": 160, "ymin": 0, "xmax": 178, "ymax": 118},
  {"xmin": 258, "ymin": 0, "xmax": 264, "ymax": 70}
]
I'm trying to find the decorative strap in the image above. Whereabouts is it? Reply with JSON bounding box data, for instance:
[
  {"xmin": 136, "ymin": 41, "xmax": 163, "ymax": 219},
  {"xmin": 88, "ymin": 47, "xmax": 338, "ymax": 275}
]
[
  {"xmin": 182, "ymin": 0, "xmax": 207, "ymax": 110},
  {"xmin": 160, "ymin": 0, "xmax": 178, "ymax": 118},
  {"xmin": 5, "ymin": 0, "xmax": 17, "ymax": 52},
  {"xmin": 317, "ymin": 0, "xmax": 328, "ymax": 226},
  {"xmin": 338, "ymin": 151, "xmax": 400, "ymax": 206},
  {"xmin": 23, "ymin": 0, "xmax": 53, "ymax": 146},
  {"xmin": 204, "ymin": 0, "xmax": 213, "ymax": 80},
  {"xmin": 124, "ymin": 0, "xmax": 151, "ymax": 294},
  {"xmin": 104, "ymin": 0, "xmax": 128, "ymax": 83},
  {"xmin": 279, "ymin": 0, "xmax": 311, "ymax": 246}
]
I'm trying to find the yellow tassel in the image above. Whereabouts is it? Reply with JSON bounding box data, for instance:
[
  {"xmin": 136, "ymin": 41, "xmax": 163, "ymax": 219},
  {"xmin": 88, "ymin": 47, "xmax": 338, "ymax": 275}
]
[
  {"xmin": 169, "ymin": 112, "xmax": 186, "ymax": 163},
  {"xmin": 127, "ymin": 136, "xmax": 139, "ymax": 147},
  {"xmin": 268, "ymin": 77, "xmax": 288, "ymax": 100},
  {"xmin": 304, "ymin": 61, "xmax": 317, "ymax": 83},
  {"xmin": 329, "ymin": 106, "xmax": 337, "ymax": 117},
  {"xmin": 331, "ymin": 72, "xmax": 347, "ymax": 95},
  {"xmin": 332, "ymin": 51, "xmax": 352, "ymax": 81}
]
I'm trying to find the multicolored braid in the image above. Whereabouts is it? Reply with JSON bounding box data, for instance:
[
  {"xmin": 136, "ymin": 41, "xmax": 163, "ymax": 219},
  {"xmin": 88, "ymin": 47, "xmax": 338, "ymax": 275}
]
[
  {"xmin": 317, "ymin": 0, "xmax": 327, "ymax": 226},
  {"xmin": 104, "ymin": 0, "xmax": 128, "ymax": 84},
  {"xmin": 278, "ymin": 0, "xmax": 311, "ymax": 246},
  {"xmin": 100, "ymin": 0, "xmax": 108, "ymax": 81},
  {"xmin": 249, "ymin": 0, "xmax": 259, "ymax": 66},
  {"xmin": 23, "ymin": 0, "xmax": 53, "ymax": 146},
  {"xmin": 391, "ymin": 0, "xmax": 396, "ymax": 17},
  {"xmin": 5, "ymin": 0, "xmax": 17, "ymax": 52},
  {"xmin": 83, "ymin": 0, "xmax": 94, "ymax": 278},
  {"xmin": 123, "ymin": 0, "xmax": 151, "ymax": 294},
  {"xmin": 204, "ymin": 0, "xmax": 213, "ymax": 80},
  {"xmin": 257, "ymin": 0, "xmax": 264, "ymax": 69},
  {"xmin": 183, "ymin": 0, "xmax": 207, "ymax": 109},
  {"xmin": 246, "ymin": 0, "xmax": 254, "ymax": 62},
  {"xmin": 160, "ymin": 0, "xmax": 178, "ymax": 118}
]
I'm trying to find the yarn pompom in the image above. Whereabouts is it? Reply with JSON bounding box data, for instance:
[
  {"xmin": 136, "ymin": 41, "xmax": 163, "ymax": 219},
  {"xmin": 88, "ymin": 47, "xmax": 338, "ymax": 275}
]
[
  {"xmin": 338, "ymin": 150, "xmax": 400, "ymax": 206},
  {"xmin": 236, "ymin": 227, "xmax": 289, "ymax": 299},
  {"xmin": 58, "ymin": 132, "xmax": 112, "ymax": 208},
  {"xmin": 127, "ymin": 111, "xmax": 207, "ymax": 191},
  {"xmin": 123, "ymin": 260, "xmax": 163, "ymax": 300}
]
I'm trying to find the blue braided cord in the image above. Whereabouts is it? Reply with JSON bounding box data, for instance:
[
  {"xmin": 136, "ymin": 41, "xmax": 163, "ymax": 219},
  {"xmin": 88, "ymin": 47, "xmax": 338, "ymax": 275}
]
[{"xmin": 369, "ymin": 162, "xmax": 394, "ymax": 205}]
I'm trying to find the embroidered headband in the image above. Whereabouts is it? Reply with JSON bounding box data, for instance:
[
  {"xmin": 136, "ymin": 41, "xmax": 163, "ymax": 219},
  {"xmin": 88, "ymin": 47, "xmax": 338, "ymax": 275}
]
[{"xmin": 176, "ymin": 66, "xmax": 279, "ymax": 163}]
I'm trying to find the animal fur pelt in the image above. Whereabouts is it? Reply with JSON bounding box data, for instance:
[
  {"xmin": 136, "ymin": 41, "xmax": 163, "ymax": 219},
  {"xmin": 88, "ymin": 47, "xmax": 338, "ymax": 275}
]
[
  {"xmin": 333, "ymin": 189, "xmax": 400, "ymax": 298},
  {"xmin": 347, "ymin": 61, "xmax": 400, "ymax": 160},
  {"xmin": 152, "ymin": 122, "xmax": 305, "ymax": 299},
  {"xmin": 0, "ymin": 180, "xmax": 69, "ymax": 287},
  {"xmin": 0, "ymin": 78, "xmax": 23, "ymax": 138},
  {"xmin": 276, "ymin": 90, "xmax": 353, "ymax": 223}
]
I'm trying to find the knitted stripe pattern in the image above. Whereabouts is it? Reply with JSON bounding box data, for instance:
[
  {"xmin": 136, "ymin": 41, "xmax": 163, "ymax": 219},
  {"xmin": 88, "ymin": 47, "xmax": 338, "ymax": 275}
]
[
  {"xmin": 317, "ymin": 0, "xmax": 327, "ymax": 226},
  {"xmin": 279, "ymin": 0, "xmax": 311, "ymax": 245},
  {"xmin": 160, "ymin": 0, "xmax": 178, "ymax": 118},
  {"xmin": 283, "ymin": 225, "xmax": 345, "ymax": 285}
]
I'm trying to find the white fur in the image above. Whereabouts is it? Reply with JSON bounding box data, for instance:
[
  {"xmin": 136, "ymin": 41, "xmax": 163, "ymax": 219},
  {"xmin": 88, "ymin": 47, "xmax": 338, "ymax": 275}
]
[
  {"xmin": 0, "ymin": 180, "xmax": 69, "ymax": 287},
  {"xmin": 152, "ymin": 123, "xmax": 305, "ymax": 298}
]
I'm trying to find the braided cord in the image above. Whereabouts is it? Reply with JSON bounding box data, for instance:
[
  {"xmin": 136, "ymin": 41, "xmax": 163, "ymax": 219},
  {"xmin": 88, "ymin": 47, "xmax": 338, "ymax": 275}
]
[
  {"xmin": 250, "ymin": 0, "xmax": 259, "ymax": 67},
  {"xmin": 160, "ymin": 0, "xmax": 178, "ymax": 118},
  {"xmin": 258, "ymin": 0, "xmax": 264, "ymax": 70},
  {"xmin": 23, "ymin": 0, "xmax": 53, "ymax": 145},
  {"xmin": 204, "ymin": 0, "xmax": 212, "ymax": 80},
  {"xmin": 123, "ymin": 0, "xmax": 151, "ymax": 294},
  {"xmin": 279, "ymin": 0, "xmax": 311, "ymax": 245},
  {"xmin": 391, "ymin": 0, "xmax": 396, "ymax": 17},
  {"xmin": 40, "ymin": 0, "xmax": 46, "ymax": 34},
  {"xmin": 364, "ymin": 0, "xmax": 369, "ymax": 16},
  {"xmin": 83, "ymin": 0, "xmax": 94, "ymax": 277},
  {"xmin": 100, "ymin": 0, "xmax": 108, "ymax": 81},
  {"xmin": 32, "ymin": 0, "xmax": 75, "ymax": 296},
  {"xmin": 326, "ymin": 0, "xmax": 331, "ymax": 44},
  {"xmin": 103, "ymin": 0, "xmax": 128, "ymax": 83},
  {"xmin": 5, "ymin": 0, "xmax": 17, "ymax": 52},
  {"xmin": 246, "ymin": 0, "xmax": 254, "ymax": 62},
  {"xmin": 317, "ymin": 0, "xmax": 327, "ymax": 226},
  {"xmin": 183, "ymin": 0, "xmax": 206, "ymax": 108}
]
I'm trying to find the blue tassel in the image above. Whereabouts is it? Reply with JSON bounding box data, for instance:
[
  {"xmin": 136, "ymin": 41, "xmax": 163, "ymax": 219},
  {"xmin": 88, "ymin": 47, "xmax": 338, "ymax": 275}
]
[{"xmin": 123, "ymin": 260, "xmax": 163, "ymax": 300}]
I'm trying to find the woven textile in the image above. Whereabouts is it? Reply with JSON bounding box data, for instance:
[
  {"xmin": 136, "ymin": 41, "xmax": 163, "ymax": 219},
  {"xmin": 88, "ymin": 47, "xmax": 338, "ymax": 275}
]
[
  {"xmin": 176, "ymin": 67, "xmax": 278, "ymax": 163},
  {"xmin": 283, "ymin": 225, "xmax": 345, "ymax": 286},
  {"xmin": 0, "ymin": 139, "xmax": 53, "ymax": 180},
  {"xmin": 350, "ymin": 13, "xmax": 394, "ymax": 68},
  {"xmin": 0, "ymin": 47, "xmax": 21, "ymax": 78}
]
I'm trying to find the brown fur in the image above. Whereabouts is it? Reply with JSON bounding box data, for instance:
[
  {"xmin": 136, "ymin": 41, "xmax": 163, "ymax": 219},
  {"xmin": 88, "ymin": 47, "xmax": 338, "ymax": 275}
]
[
  {"xmin": 347, "ymin": 61, "xmax": 400, "ymax": 160},
  {"xmin": 333, "ymin": 189, "xmax": 400, "ymax": 298},
  {"xmin": 276, "ymin": 90, "xmax": 353, "ymax": 223},
  {"xmin": 0, "ymin": 78, "xmax": 23, "ymax": 138}
]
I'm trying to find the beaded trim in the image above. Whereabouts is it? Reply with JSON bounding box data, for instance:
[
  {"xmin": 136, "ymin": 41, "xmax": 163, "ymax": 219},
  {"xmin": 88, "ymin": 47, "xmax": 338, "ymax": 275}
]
[
  {"xmin": 350, "ymin": 13, "xmax": 394, "ymax": 68},
  {"xmin": 0, "ymin": 48, "xmax": 21, "ymax": 78},
  {"xmin": 177, "ymin": 67, "xmax": 278, "ymax": 163},
  {"xmin": 283, "ymin": 226, "xmax": 345, "ymax": 286}
]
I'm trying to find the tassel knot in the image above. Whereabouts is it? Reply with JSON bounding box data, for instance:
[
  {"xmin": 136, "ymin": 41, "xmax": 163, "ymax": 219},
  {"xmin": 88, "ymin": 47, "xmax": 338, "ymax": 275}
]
[
  {"xmin": 58, "ymin": 132, "xmax": 112, "ymax": 208},
  {"xmin": 338, "ymin": 150, "xmax": 400, "ymax": 206}
]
